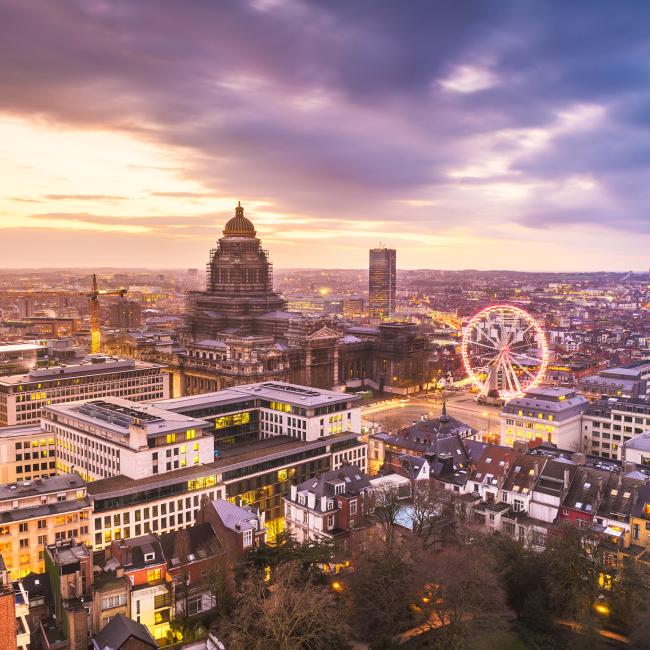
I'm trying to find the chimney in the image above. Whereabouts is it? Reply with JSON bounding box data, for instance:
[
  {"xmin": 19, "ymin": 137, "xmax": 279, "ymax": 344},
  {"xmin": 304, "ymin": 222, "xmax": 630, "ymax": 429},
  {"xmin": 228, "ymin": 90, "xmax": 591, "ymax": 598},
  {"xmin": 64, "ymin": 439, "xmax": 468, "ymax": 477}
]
[
  {"xmin": 563, "ymin": 469, "xmax": 570, "ymax": 490},
  {"xmin": 533, "ymin": 462, "xmax": 540, "ymax": 477}
]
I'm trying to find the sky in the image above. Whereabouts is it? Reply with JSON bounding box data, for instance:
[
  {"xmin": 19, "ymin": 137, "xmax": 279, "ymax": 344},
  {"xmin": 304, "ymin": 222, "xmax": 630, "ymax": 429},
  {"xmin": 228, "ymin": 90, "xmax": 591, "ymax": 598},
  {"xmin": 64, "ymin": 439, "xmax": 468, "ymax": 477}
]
[{"xmin": 1, "ymin": 0, "xmax": 649, "ymax": 271}]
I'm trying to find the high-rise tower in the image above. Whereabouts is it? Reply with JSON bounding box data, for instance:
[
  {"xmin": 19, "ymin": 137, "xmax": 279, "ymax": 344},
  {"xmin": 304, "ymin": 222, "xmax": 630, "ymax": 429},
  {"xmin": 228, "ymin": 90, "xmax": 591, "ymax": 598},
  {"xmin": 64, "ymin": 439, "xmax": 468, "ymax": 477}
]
[{"xmin": 369, "ymin": 246, "xmax": 396, "ymax": 318}]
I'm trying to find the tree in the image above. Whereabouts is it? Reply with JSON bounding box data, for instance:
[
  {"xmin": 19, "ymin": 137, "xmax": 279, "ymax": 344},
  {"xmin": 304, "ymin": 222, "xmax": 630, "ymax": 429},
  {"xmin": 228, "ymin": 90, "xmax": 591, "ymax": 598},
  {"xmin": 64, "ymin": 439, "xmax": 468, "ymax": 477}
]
[
  {"xmin": 412, "ymin": 543, "xmax": 510, "ymax": 644},
  {"xmin": 224, "ymin": 561, "xmax": 350, "ymax": 650},
  {"xmin": 245, "ymin": 529, "xmax": 337, "ymax": 576},
  {"xmin": 410, "ymin": 482, "xmax": 455, "ymax": 549},
  {"xmin": 347, "ymin": 539, "xmax": 415, "ymax": 643},
  {"xmin": 372, "ymin": 485, "xmax": 403, "ymax": 546}
]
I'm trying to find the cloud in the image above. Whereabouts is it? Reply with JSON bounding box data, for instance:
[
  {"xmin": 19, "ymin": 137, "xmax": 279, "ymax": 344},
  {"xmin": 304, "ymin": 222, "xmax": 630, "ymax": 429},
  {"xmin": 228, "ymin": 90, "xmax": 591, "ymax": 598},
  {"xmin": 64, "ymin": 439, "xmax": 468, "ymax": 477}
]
[
  {"xmin": 1, "ymin": 0, "xmax": 650, "ymax": 267},
  {"xmin": 43, "ymin": 194, "xmax": 128, "ymax": 201}
]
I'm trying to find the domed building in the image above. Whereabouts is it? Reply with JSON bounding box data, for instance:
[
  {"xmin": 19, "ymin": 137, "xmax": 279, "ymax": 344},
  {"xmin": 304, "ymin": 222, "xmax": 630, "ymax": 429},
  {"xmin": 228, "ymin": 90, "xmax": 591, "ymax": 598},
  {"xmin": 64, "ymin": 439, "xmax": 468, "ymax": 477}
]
[{"xmin": 186, "ymin": 203, "xmax": 290, "ymax": 339}]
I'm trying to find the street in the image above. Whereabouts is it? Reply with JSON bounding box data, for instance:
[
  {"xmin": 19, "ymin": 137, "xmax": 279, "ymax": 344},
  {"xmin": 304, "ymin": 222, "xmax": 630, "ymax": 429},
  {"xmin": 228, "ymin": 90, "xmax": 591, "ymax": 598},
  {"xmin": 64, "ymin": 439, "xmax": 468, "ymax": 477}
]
[{"xmin": 362, "ymin": 392, "xmax": 502, "ymax": 437}]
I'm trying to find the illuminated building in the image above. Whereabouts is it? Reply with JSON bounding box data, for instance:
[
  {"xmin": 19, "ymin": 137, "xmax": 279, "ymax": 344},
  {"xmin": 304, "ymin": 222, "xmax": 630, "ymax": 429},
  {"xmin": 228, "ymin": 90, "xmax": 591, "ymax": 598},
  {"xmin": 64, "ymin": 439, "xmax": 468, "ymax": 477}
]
[
  {"xmin": 630, "ymin": 484, "xmax": 650, "ymax": 554},
  {"xmin": 156, "ymin": 381, "xmax": 362, "ymax": 450},
  {"xmin": 0, "ymin": 424, "xmax": 56, "ymax": 483},
  {"xmin": 284, "ymin": 465, "xmax": 372, "ymax": 544},
  {"xmin": 0, "ymin": 555, "xmax": 29, "ymax": 650},
  {"xmin": 0, "ymin": 475, "xmax": 91, "ymax": 579},
  {"xmin": 0, "ymin": 356, "xmax": 168, "ymax": 426},
  {"xmin": 500, "ymin": 386, "xmax": 588, "ymax": 449},
  {"xmin": 369, "ymin": 246, "xmax": 396, "ymax": 318},
  {"xmin": 87, "ymin": 464, "xmax": 224, "ymax": 551},
  {"xmin": 108, "ymin": 536, "xmax": 172, "ymax": 641},
  {"xmin": 582, "ymin": 398, "xmax": 650, "ymax": 460},
  {"xmin": 44, "ymin": 397, "xmax": 213, "ymax": 481}
]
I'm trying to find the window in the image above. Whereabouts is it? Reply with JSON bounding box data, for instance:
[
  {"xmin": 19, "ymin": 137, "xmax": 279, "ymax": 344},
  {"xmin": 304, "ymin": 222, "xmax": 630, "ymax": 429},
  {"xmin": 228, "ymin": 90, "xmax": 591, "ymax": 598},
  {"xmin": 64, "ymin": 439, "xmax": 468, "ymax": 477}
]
[
  {"xmin": 327, "ymin": 514, "xmax": 335, "ymax": 530},
  {"xmin": 186, "ymin": 595, "xmax": 202, "ymax": 616},
  {"xmin": 349, "ymin": 500, "xmax": 357, "ymax": 515},
  {"xmin": 242, "ymin": 529, "xmax": 253, "ymax": 548},
  {"xmin": 147, "ymin": 568, "xmax": 161, "ymax": 582},
  {"xmin": 19, "ymin": 523, "xmax": 28, "ymax": 533}
]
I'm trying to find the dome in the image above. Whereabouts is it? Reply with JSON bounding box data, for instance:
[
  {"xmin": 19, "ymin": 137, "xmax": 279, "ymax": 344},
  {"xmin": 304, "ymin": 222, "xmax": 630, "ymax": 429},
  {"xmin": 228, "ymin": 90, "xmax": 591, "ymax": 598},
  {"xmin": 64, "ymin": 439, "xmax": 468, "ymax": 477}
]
[{"xmin": 223, "ymin": 202, "xmax": 256, "ymax": 237}]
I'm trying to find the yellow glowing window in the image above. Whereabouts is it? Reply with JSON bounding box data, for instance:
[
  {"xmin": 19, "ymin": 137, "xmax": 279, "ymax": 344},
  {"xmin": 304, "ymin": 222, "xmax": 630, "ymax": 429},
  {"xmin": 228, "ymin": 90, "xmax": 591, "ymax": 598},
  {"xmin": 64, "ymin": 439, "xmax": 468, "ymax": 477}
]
[
  {"xmin": 181, "ymin": 445, "xmax": 186, "ymax": 454},
  {"xmin": 32, "ymin": 441, "xmax": 39, "ymax": 448},
  {"xmin": 40, "ymin": 439, "xmax": 46, "ymax": 446},
  {"xmin": 147, "ymin": 568, "xmax": 161, "ymax": 582},
  {"xmin": 193, "ymin": 455, "xmax": 199, "ymax": 465},
  {"xmin": 193, "ymin": 443, "xmax": 199, "ymax": 451},
  {"xmin": 186, "ymin": 429, "xmax": 196, "ymax": 440},
  {"xmin": 180, "ymin": 459, "xmax": 187, "ymax": 467},
  {"xmin": 166, "ymin": 434, "xmax": 176, "ymax": 444}
]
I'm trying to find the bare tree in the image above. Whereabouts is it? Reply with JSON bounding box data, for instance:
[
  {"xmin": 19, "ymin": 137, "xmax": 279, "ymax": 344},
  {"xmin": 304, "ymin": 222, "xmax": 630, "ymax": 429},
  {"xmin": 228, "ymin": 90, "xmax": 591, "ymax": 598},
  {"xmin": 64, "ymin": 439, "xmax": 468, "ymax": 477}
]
[
  {"xmin": 412, "ymin": 543, "xmax": 510, "ymax": 643},
  {"xmin": 410, "ymin": 482, "xmax": 455, "ymax": 549},
  {"xmin": 372, "ymin": 485, "xmax": 403, "ymax": 546},
  {"xmin": 225, "ymin": 561, "xmax": 350, "ymax": 650}
]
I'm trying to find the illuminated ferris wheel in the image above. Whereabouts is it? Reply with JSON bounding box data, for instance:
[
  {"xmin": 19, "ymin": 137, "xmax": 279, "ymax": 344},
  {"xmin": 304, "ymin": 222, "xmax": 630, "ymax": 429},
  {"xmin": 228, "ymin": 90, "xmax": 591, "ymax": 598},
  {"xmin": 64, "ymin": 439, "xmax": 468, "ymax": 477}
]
[{"xmin": 462, "ymin": 305, "xmax": 548, "ymax": 401}]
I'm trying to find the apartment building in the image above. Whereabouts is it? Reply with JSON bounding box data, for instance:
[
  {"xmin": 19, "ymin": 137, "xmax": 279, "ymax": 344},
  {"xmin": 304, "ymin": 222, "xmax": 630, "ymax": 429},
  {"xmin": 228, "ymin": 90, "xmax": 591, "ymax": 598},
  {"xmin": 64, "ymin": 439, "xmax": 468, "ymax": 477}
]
[
  {"xmin": 500, "ymin": 386, "xmax": 588, "ymax": 449},
  {"xmin": 0, "ymin": 424, "xmax": 56, "ymax": 483},
  {"xmin": 0, "ymin": 474, "xmax": 91, "ymax": 579},
  {"xmin": 0, "ymin": 356, "xmax": 168, "ymax": 426},
  {"xmin": 582, "ymin": 397, "xmax": 650, "ymax": 460},
  {"xmin": 44, "ymin": 397, "xmax": 213, "ymax": 481}
]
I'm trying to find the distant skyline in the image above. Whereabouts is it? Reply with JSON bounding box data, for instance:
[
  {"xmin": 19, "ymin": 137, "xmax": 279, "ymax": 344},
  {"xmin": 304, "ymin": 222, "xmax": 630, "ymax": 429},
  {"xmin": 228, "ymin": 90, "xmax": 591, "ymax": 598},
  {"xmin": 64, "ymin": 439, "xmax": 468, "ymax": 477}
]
[{"xmin": 2, "ymin": 1, "xmax": 650, "ymax": 270}]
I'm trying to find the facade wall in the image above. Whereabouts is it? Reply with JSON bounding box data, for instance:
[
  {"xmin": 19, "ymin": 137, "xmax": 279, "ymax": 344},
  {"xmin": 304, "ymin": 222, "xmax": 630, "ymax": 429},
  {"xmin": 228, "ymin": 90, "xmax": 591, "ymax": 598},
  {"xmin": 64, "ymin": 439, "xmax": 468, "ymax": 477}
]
[{"xmin": 0, "ymin": 365, "xmax": 167, "ymax": 426}]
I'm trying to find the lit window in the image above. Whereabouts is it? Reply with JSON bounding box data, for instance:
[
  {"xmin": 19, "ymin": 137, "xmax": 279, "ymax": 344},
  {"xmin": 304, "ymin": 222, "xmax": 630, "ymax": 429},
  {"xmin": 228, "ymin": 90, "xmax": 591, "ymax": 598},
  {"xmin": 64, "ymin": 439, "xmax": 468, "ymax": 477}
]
[{"xmin": 147, "ymin": 568, "xmax": 161, "ymax": 582}]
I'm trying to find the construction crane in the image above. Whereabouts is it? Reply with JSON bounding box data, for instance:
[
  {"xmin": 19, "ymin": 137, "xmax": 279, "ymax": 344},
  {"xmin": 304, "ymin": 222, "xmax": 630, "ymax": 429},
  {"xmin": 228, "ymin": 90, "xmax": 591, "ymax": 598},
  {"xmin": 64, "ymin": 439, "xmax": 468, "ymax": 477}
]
[{"xmin": 87, "ymin": 273, "xmax": 127, "ymax": 353}]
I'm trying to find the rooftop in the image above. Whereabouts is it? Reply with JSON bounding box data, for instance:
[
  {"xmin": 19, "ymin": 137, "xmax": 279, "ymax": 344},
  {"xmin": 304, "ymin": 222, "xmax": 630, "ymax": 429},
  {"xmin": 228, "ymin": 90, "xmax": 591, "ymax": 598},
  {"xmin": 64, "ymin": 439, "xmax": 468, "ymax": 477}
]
[
  {"xmin": 46, "ymin": 540, "xmax": 90, "ymax": 566},
  {"xmin": 157, "ymin": 380, "xmax": 359, "ymax": 410},
  {"xmin": 45, "ymin": 397, "xmax": 209, "ymax": 438},
  {"xmin": 0, "ymin": 473, "xmax": 85, "ymax": 501},
  {"xmin": 0, "ymin": 356, "xmax": 164, "ymax": 386},
  {"xmin": 0, "ymin": 423, "xmax": 42, "ymax": 439}
]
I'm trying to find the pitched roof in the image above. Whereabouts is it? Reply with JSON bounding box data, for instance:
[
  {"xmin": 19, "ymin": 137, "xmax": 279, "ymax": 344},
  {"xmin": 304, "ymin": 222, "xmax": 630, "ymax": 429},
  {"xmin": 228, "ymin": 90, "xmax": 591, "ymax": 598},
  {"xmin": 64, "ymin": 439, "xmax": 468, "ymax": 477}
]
[
  {"xmin": 92, "ymin": 614, "xmax": 157, "ymax": 650},
  {"xmin": 210, "ymin": 499, "xmax": 261, "ymax": 532}
]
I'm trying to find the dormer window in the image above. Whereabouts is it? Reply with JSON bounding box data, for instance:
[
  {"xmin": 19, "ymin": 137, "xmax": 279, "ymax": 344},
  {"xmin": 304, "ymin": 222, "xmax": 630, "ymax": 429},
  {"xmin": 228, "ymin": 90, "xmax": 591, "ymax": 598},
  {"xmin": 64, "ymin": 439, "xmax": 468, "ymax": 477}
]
[
  {"xmin": 144, "ymin": 552, "xmax": 155, "ymax": 562},
  {"xmin": 335, "ymin": 484, "xmax": 345, "ymax": 495},
  {"xmin": 298, "ymin": 493, "xmax": 306, "ymax": 505},
  {"xmin": 243, "ymin": 529, "xmax": 253, "ymax": 548}
]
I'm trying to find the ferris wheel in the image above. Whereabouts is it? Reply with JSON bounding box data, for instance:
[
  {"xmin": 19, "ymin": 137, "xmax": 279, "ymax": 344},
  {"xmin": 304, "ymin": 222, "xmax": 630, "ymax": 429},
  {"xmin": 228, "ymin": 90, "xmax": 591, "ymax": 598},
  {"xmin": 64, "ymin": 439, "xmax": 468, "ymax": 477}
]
[{"xmin": 462, "ymin": 305, "xmax": 548, "ymax": 401}]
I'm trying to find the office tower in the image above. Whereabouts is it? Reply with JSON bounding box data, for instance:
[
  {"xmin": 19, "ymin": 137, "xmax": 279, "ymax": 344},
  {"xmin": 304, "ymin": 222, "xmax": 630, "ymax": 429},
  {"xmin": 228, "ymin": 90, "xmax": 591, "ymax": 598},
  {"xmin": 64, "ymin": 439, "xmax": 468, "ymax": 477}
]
[{"xmin": 369, "ymin": 246, "xmax": 396, "ymax": 318}]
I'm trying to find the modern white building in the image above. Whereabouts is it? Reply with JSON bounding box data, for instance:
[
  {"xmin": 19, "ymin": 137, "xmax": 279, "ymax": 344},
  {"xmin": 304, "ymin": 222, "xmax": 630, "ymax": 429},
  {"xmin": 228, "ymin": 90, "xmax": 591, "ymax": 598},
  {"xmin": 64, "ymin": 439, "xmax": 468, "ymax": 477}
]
[
  {"xmin": 156, "ymin": 381, "xmax": 361, "ymax": 446},
  {"xmin": 44, "ymin": 397, "xmax": 213, "ymax": 481},
  {"xmin": 583, "ymin": 398, "xmax": 650, "ymax": 460},
  {"xmin": 0, "ymin": 356, "xmax": 168, "ymax": 426},
  {"xmin": 500, "ymin": 387, "xmax": 589, "ymax": 450},
  {"xmin": 0, "ymin": 424, "xmax": 56, "ymax": 483}
]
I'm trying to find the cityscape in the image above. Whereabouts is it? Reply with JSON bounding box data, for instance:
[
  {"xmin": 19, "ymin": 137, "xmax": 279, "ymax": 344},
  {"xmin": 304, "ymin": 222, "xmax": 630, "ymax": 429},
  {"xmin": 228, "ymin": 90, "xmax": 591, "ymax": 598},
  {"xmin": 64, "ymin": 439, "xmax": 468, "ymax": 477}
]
[{"xmin": 1, "ymin": 2, "xmax": 650, "ymax": 650}]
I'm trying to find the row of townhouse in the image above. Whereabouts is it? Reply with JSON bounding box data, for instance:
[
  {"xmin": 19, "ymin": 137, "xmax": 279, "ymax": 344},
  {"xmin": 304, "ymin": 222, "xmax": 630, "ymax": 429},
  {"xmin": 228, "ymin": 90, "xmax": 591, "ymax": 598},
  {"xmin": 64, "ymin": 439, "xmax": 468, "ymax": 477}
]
[
  {"xmin": 415, "ymin": 440, "xmax": 650, "ymax": 562},
  {"xmin": 28, "ymin": 497, "xmax": 263, "ymax": 647}
]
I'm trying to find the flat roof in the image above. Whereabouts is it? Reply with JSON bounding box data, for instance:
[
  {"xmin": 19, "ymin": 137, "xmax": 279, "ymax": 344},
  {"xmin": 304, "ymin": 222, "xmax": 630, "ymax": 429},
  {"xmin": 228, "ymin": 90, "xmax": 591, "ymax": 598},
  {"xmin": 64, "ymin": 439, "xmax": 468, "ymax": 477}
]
[
  {"xmin": 0, "ymin": 473, "xmax": 85, "ymax": 501},
  {"xmin": 0, "ymin": 423, "xmax": 42, "ymax": 439},
  {"xmin": 45, "ymin": 397, "xmax": 210, "ymax": 438},
  {"xmin": 156, "ymin": 381, "xmax": 359, "ymax": 411},
  {"xmin": 0, "ymin": 343, "xmax": 44, "ymax": 354},
  {"xmin": 0, "ymin": 356, "xmax": 164, "ymax": 386}
]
